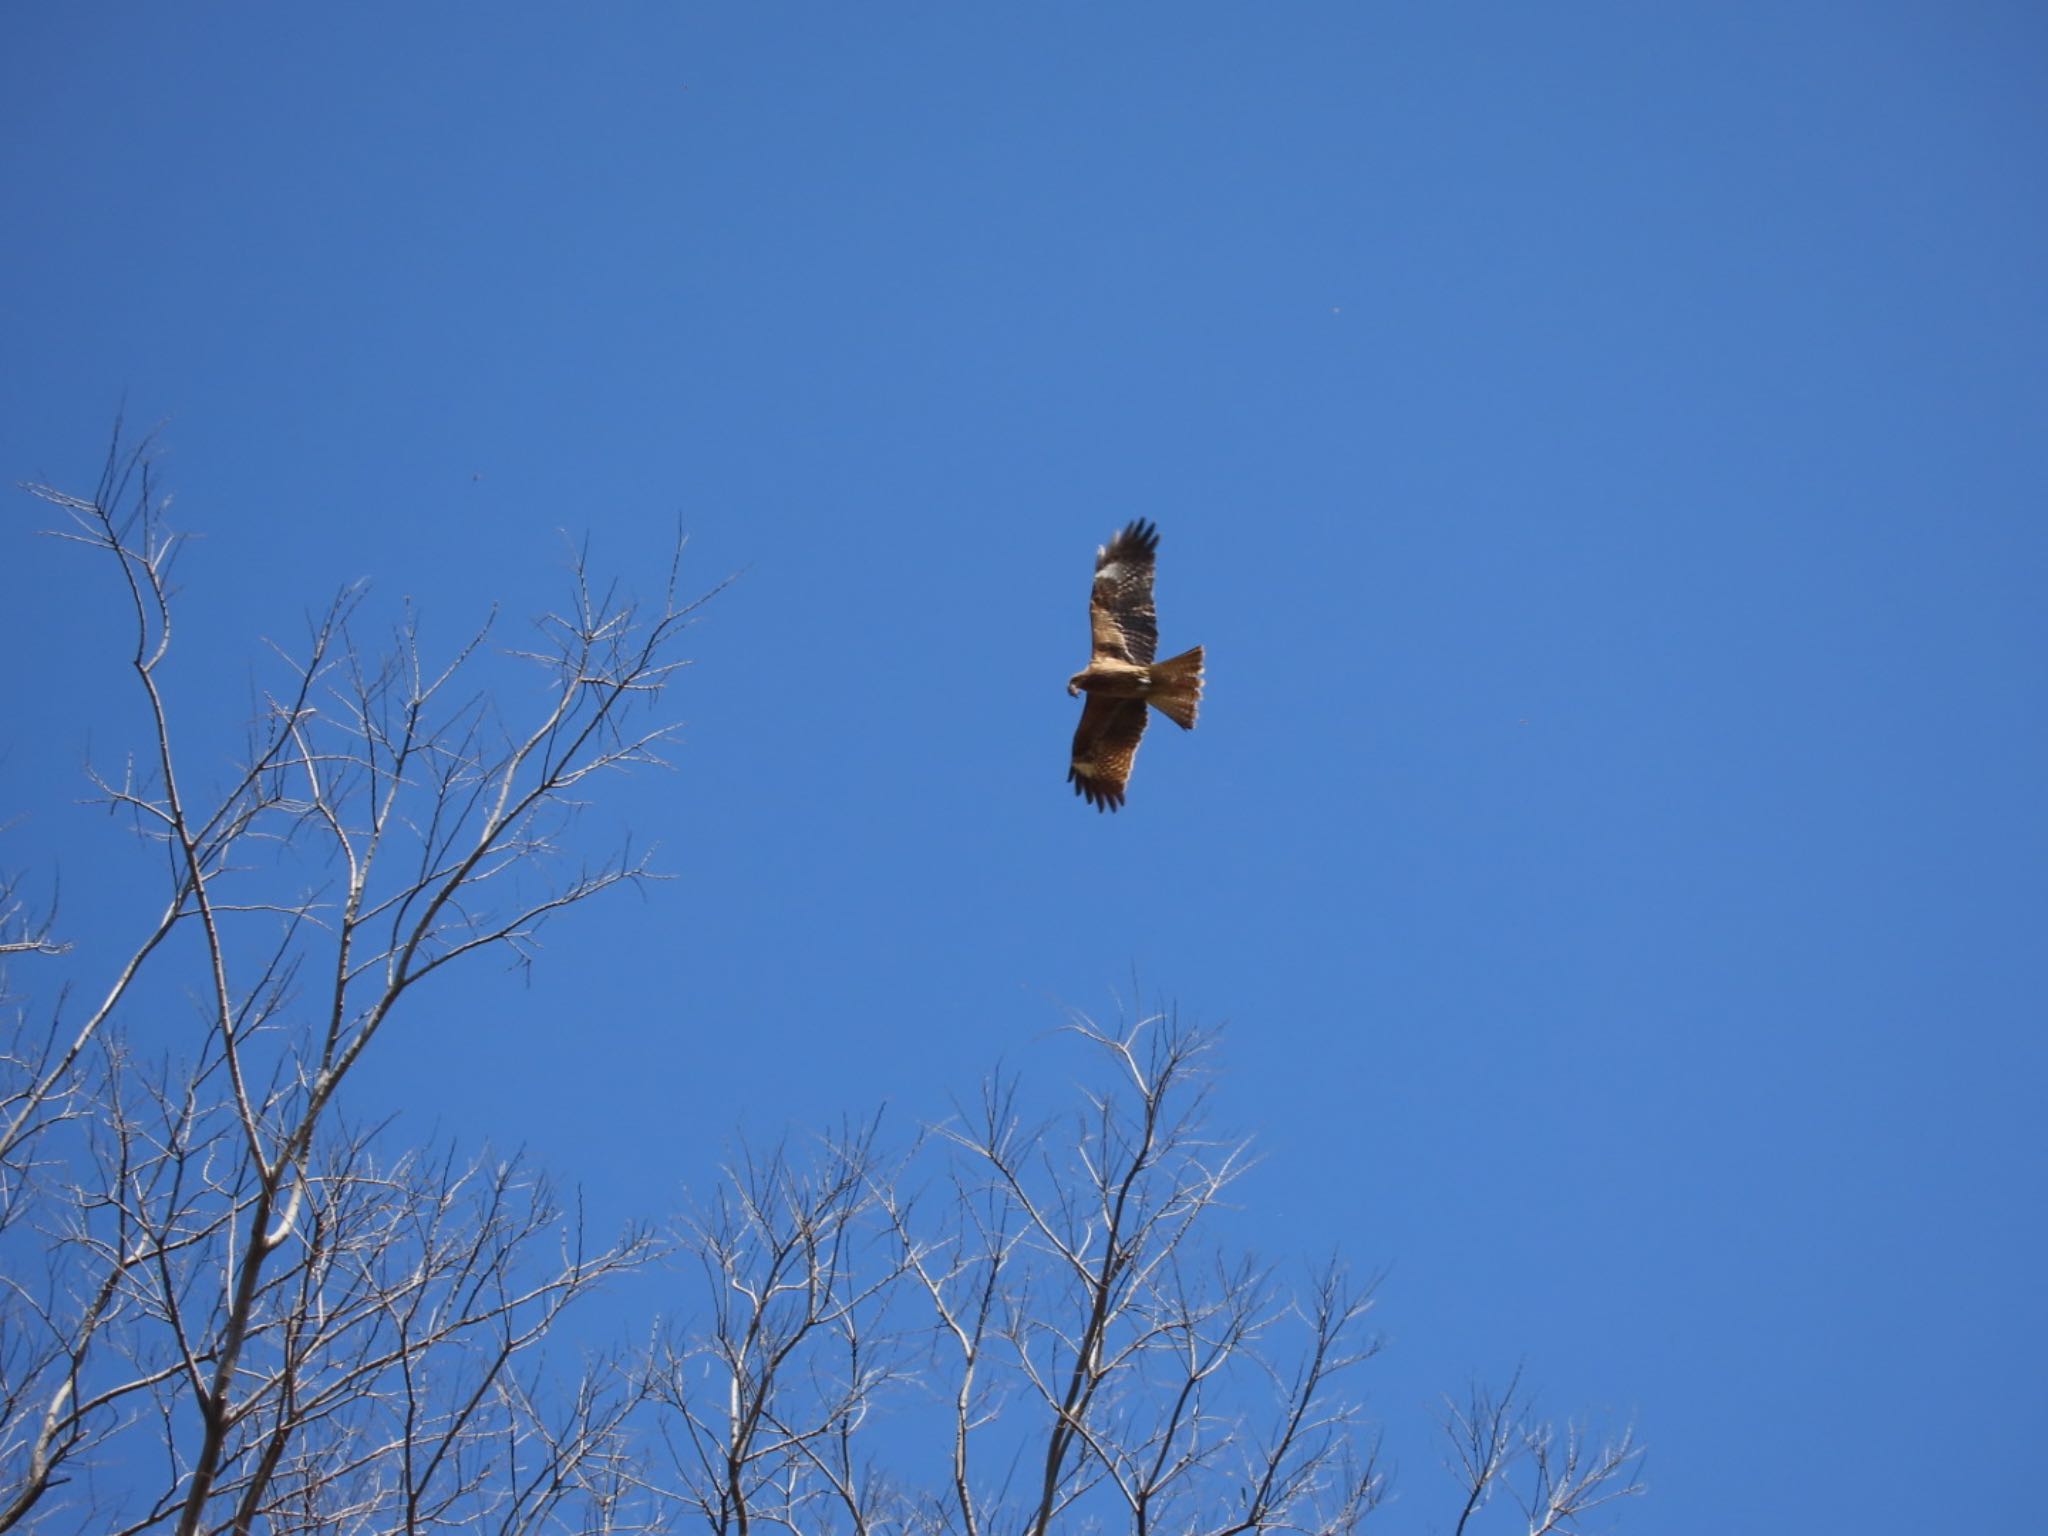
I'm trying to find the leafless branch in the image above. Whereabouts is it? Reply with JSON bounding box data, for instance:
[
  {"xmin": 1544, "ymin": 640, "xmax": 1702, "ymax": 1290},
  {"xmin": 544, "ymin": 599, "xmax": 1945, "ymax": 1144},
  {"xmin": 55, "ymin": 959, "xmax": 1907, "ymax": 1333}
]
[{"xmin": 1446, "ymin": 1370, "xmax": 1644, "ymax": 1536}]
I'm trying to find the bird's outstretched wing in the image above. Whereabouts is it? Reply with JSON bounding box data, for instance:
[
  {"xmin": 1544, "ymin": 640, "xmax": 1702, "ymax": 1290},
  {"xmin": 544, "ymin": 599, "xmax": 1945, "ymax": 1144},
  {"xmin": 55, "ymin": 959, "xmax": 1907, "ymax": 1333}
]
[
  {"xmin": 1069, "ymin": 695, "xmax": 1147, "ymax": 812},
  {"xmin": 1089, "ymin": 519, "xmax": 1159, "ymax": 666}
]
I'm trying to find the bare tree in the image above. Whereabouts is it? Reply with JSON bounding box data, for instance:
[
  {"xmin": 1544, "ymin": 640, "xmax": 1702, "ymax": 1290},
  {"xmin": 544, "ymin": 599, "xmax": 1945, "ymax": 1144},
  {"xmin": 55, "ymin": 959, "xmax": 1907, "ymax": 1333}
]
[
  {"xmin": 652, "ymin": 1118, "xmax": 912, "ymax": 1535},
  {"xmin": 656, "ymin": 1014, "xmax": 1635, "ymax": 1536},
  {"xmin": 1, "ymin": 432, "xmax": 720, "ymax": 1534},
  {"xmin": 908, "ymin": 1015, "xmax": 1381, "ymax": 1536}
]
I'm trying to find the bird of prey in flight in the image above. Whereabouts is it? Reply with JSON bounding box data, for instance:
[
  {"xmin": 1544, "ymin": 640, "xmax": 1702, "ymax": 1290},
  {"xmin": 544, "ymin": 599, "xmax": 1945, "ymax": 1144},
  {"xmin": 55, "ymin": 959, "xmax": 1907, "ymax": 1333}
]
[{"xmin": 1066, "ymin": 519, "xmax": 1204, "ymax": 812}]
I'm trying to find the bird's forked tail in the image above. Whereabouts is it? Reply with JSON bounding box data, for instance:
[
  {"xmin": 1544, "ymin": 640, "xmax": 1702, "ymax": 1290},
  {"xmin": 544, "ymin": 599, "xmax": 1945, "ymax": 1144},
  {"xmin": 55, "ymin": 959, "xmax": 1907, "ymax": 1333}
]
[{"xmin": 1148, "ymin": 645, "xmax": 1204, "ymax": 729}]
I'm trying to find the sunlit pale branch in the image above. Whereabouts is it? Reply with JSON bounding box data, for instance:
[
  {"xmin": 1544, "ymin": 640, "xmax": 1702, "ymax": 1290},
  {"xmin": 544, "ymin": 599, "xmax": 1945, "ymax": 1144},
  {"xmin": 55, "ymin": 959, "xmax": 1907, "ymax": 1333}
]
[
  {"xmin": 879, "ymin": 1158, "xmax": 1021, "ymax": 1536},
  {"xmin": 1515, "ymin": 1416, "xmax": 1644, "ymax": 1536},
  {"xmin": 0, "ymin": 862, "xmax": 65, "ymax": 962},
  {"xmin": 1448, "ymin": 1369, "xmax": 1525, "ymax": 1536},
  {"xmin": 1445, "ymin": 1369, "xmax": 1644, "ymax": 1536}
]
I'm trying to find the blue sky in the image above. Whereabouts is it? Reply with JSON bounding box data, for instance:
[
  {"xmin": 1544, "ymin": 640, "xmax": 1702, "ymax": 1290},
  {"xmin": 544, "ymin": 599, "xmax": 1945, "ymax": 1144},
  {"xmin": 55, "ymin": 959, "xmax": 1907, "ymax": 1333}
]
[{"xmin": 4, "ymin": 4, "xmax": 2045, "ymax": 1530}]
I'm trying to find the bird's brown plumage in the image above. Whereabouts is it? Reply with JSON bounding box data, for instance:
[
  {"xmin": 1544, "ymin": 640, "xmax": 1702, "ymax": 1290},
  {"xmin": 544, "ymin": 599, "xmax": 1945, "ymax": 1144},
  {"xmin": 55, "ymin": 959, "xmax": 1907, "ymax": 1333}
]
[
  {"xmin": 1068, "ymin": 694, "xmax": 1149, "ymax": 812},
  {"xmin": 1066, "ymin": 519, "xmax": 1203, "ymax": 812}
]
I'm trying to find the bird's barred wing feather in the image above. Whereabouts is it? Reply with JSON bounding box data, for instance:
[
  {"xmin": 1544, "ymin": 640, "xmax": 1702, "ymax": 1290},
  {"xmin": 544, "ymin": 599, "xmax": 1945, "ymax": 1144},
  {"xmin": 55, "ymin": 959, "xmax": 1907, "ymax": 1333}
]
[
  {"xmin": 1089, "ymin": 518, "xmax": 1159, "ymax": 666},
  {"xmin": 1068, "ymin": 696, "xmax": 1148, "ymax": 812}
]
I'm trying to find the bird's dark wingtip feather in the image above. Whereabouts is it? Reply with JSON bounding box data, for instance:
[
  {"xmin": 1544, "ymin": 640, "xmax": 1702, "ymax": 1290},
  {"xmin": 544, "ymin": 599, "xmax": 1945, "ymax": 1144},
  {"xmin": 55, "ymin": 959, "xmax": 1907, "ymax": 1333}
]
[
  {"xmin": 1068, "ymin": 772, "xmax": 1125, "ymax": 812},
  {"xmin": 1100, "ymin": 518, "xmax": 1159, "ymax": 564}
]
